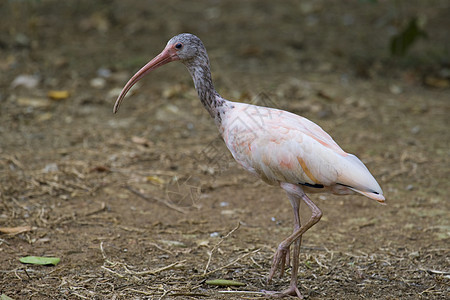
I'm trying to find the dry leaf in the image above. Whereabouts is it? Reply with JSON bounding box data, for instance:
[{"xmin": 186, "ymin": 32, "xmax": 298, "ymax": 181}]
[
  {"xmin": 48, "ymin": 90, "xmax": 70, "ymax": 100},
  {"xmin": 146, "ymin": 176, "xmax": 165, "ymax": 185},
  {"xmin": 424, "ymin": 75, "xmax": 450, "ymax": 88},
  {"xmin": 90, "ymin": 165, "xmax": 111, "ymax": 173},
  {"xmin": 131, "ymin": 136, "xmax": 152, "ymax": 146},
  {"xmin": 16, "ymin": 97, "xmax": 50, "ymax": 108},
  {"xmin": 36, "ymin": 112, "xmax": 53, "ymax": 122},
  {"xmin": 0, "ymin": 226, "xmax": 32, "ymax": 235}
]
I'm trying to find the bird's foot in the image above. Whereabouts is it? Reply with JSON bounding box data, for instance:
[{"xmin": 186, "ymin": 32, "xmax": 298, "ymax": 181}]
[
  {"xmin": 268, "ymin": 243, "xmax": 290, "ymax": 282},
  {"xmin": 262, "ymin": 284, "xmax": 303, "ymax": 299}
]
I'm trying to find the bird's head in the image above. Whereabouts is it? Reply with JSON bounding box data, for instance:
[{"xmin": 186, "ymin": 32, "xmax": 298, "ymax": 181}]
[
  {"xmin": 113, "ymin": 33, "xmax": 204, "ymax": 113},
  {"xmin": 166, "ymin": 33, "xmax": 204, "ymax": 61}
]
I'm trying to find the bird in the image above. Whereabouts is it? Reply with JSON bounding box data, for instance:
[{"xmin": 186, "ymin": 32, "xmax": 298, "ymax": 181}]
[{"xmin": 113, "ymin": 33, "xmax": 385, "ymax": 298}]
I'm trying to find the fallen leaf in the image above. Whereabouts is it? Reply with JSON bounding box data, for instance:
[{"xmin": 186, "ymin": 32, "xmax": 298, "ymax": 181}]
[
  {"xmin": 1, "ymin": 294, "xmax": 15, "ymax": 300},
  {"xmin": 196, "ymin": 240, "xmax": 210, "ymax": 247},
  {"xmin": 424, "ymin": 75, "xmax": 450, "ymax": 88},
  {"xmin": 131, "ymin": 136, "xmax": 152, "ymax": 146},
  {"xmin": 19, "ymin": 256, "xmax": 60, "ymax": 266},
  {"xmin": 90, "ymin": 165, "xmax": 111, "ymax": 173},
  {"xmin": 146, "ymin": 176, "xmax": 165, "ymax": 185},
  {"xmin": 48, "ymin": 90, "xmax": 70, "ymax": 100},
  {"xmin": 16, "ymin": 97, "xmax": 50, "ymax": 108},
  {"xmin": 205, "ymin": 279, "xmax": 246, "ymax": 286},
  {"xmin": 36, "ymin": 112, "xmax": 53, "ymax": 122},
  {"xmin": 0, "ymin": 226, "xmax": 32, "ymax": 235}
]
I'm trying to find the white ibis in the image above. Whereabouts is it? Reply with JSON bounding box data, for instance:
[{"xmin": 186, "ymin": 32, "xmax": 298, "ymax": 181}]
[{"xmin": 113, "ymin": 33, "xmax": 385, "ymax": 298}]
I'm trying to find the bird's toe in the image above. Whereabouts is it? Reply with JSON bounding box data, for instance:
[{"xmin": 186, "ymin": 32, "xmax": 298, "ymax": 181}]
[{"xmin": 268, "ymin": 245, "xmax": 290, "ymax": 282}]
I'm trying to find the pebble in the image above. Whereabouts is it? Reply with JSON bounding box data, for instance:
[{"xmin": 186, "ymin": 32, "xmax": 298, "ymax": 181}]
[
  {"xmin": 11, "ymin": 74, "xmax": 40, "ymax": 89},
  {"xmin": 43, "ymin": 163, "xmax": 58, "ymax": 173},
  {"xmin": 411, "ymin": 126, "xmax": 420, "ymax": 134},
  {"xmin": 389, "ymin": 84, "xmax": 403, "ymax": 95},
  {"xmin": 97, "ymin": 67, "xmax": 112, "ymax": 78},
  {"xmin": 90, "ymin": 77, "xmax": 106, "ymax": 89}
]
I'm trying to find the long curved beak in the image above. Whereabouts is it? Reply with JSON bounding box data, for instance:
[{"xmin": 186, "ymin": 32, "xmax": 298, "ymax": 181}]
[{"xmin": 113, "ymin": 47, "xmax": 179, "ymax": 113}]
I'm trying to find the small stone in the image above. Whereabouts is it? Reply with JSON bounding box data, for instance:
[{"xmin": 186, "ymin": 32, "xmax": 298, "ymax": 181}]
[
  {"xmin": 90, "ymin": 77, "xmax": 106, "ymax": 89},
  {"xmin": 97, "ymin": 68, "xmax": 112, "ymax": 78},
  {"xmin": 389, "ymin": 84, "xmax": 403, "ymax": 95},
  {"xmin": 107, "ymin": 87, "xmax": 123, "ymax": 99},
  {"xmin": 15, "ymin": 33, "xmax": 30, "ymax": 47},
  {"xmin": 411, "ymin": 126, "xmax": 420, "ymax": 134},
  {"xmin": 11, "ymin": 74, "xmax": 39, "ymax": 89},
  {"xmin": 43, "ymin": 163, "xmax": 58, "ymax": 173}
]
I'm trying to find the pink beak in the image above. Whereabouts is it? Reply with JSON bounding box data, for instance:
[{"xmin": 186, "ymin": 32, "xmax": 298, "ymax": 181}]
[{"xmin": 113, "ymin": 46, "xmax": 179, "ymax": 113}]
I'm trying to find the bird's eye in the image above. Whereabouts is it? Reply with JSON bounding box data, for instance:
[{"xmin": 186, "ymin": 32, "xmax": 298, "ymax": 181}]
[{"xmin": 175, "ymin": 43, "xmax": 183, "ymax": 49}]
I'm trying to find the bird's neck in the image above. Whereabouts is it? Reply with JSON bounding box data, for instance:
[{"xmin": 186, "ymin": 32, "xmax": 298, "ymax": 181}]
[{"xmin": 184, "ymin": 56, "xmax": 225, "ymax": 121}]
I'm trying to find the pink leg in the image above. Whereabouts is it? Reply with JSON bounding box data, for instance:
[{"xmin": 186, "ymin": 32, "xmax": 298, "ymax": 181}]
[{"xmin": 267, "ymin": 183, "xmax": 322, "ymax": 298}]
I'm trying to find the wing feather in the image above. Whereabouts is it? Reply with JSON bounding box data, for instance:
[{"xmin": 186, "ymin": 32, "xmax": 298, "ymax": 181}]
[{"xmin": 221, "ymin": 102, "xmax": 384, "ymax": 202}]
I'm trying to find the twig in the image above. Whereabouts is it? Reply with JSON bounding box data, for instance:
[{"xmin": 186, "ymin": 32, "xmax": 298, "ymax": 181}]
[
  {"xmin": 101, "ymin": 266, "xmax": 125, "ymax": 278},
  {"xmin": 22, "ymin": 268, "xmax": 32, "ymax": 280},
  {"xmin": 419, "ymin": 284, "xmax": 437, "ymax": 296},
  {"xmin": 251, "ymin": 256, "xmax": 263, "ymax": 269},
  {"xmin": 203, "ymin": 222, "xmax": 241, "ymax": 275},
  {"xmin": 129, "ymin": 260, "xmax": 186, "ymax": 275},
  {"xmin": 169, "ymin": 292, "xmax": 209, "ymax": 297},
  {"xmin": 314, "ymin": 256, "xmax": 328, "ymax": 269},
  {"xmin": 204, "ymin": 249, "xmax": 260, "ymax": 277},
  {"xmin": 158, "ymin": 288, "xmax": 171, "ymax": 300},
  {"xmin": 117, "ymin": 225, "xmax": 146, "ymax": 233},
  {"xmin": 125, "ymin": 288, "xmax": 155, "ymax": 296},
  {"xmin": 124, "ymin": 185, "xmax": 187, "ymax": 214},
  {"xmin": 71, "ymin": 292, "xmax": 90, "ymax": 299},
  {"xmin": 1, "ymin": 155, "xmax": 24, "ymax": 169},
  {"xmin": 148, "ymin": 242, "xmax": 174, "ymax": 255},
  {"xmin": 218, "ymin": 290, "xmax": 266, "ymax": 295},
  {"xmin": 99, "ymin": 241, "xmax": 108, "ymax": 260}
]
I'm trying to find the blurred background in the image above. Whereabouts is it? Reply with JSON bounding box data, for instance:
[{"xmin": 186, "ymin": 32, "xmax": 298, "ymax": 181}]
[{"xmin": 0, "ymin": 1, "xmax": 449, "ymax": 299}]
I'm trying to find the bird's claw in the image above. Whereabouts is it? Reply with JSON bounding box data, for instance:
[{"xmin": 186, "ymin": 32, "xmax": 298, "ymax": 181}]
[
  {"xmin": 268, "ymin": 244, "xmax": 291, "ymax": 282},
  {"xmin": 262, "ymin": 285, "xmax": 303, "ymax": 299}
]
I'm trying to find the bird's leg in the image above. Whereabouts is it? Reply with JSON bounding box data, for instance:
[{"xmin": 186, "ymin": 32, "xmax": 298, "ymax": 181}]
[
  {"xmin": 268, "ymin": 191, "xmax": 301, "ymax": 281},
  {"xmin": 284, "ymin": 192, "xmax": 301, "ymax": 271},
  {"xmin": 267, "ymin": 183, "xmax": 322, "ymax": 298},
  {"xmin": 284, "ymin": 191, "xmax": 303, "ymax": 298}
]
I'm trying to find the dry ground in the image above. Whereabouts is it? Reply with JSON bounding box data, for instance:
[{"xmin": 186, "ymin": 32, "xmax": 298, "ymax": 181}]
[{"xmin": 1, "ymin": 1, "xmax": 449, "ymax": 299}]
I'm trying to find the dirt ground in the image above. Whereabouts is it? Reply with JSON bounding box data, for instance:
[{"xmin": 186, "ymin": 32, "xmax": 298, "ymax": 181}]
[{"xmin": 1, "ymin": 1, "xmax": 449, "ymax": 299}]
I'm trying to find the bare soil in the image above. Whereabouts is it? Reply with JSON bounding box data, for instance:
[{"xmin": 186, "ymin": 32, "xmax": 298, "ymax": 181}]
[{"xmin": 1, "ymin": 1, "xmax": 449, "ymax": 299}]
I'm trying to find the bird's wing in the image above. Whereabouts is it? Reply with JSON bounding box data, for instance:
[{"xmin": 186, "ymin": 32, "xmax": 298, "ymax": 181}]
[{"xmin": 222, "ymin": 103, "xmax": 384, "ymax": 202}]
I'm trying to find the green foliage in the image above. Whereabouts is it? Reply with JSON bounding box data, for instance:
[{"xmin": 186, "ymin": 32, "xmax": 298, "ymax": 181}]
[
  {"xmin": 390, "ymin": 17, "xmax": 428, "ymax": 56},
  {"xmin": 19, "ymin": 256, "xmax": 60, "ymax": 266}
]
